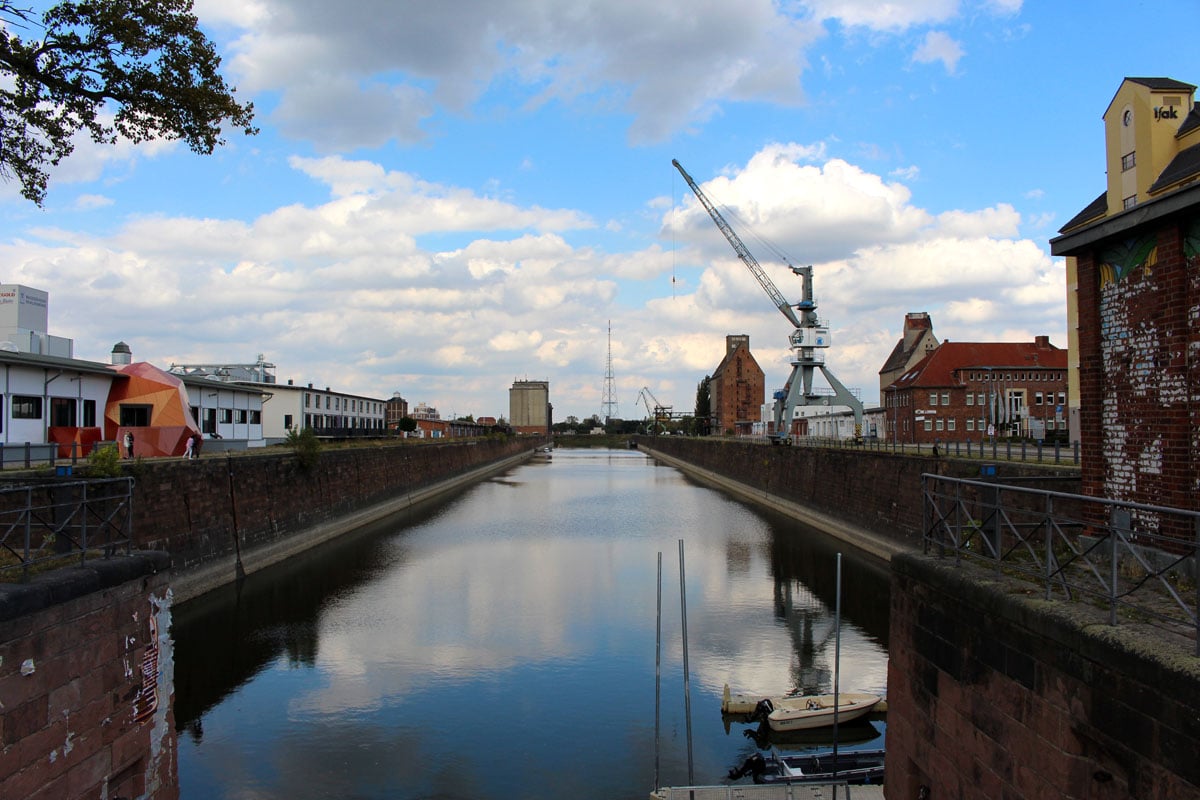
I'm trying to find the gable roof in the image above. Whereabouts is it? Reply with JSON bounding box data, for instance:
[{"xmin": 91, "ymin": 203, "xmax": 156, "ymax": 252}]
[
  {"xmin": 1059, "ymin": 191, "xmax": 1108, "ymax": 234},
  {"xmin": 1105, "ymin": 77, "xmax": 1198, "ymax": 117},
  {"xmin": 887, "ymin": 340, "xmax": 1066, "ymax": 391},
  {"xmin": 711, "ymin": 339, "xmax": 763, "ymax": 380}
]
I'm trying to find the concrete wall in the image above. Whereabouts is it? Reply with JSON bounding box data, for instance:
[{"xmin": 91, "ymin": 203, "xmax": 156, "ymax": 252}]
[
  {"xmin": 887, "ymin": 552, "xmax": 1200, "ymax": 800},
  {"xmin": 126, "ymin": 436, "xmax": 540, "ymax": 602},
  {"xmin": 0, "ymin": 553, "xmax": 176, "ymax": 800}
]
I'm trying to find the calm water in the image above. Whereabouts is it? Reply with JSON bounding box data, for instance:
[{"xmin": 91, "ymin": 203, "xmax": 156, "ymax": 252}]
[{"xmin": 172, "ymin": 447, "xmax": 891, "ymax": 799}]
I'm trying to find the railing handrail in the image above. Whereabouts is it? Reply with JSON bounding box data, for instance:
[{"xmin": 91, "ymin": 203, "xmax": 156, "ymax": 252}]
[{"xmin": 921, "ymin": 472, "xmax": 1199, "ymax": 656}]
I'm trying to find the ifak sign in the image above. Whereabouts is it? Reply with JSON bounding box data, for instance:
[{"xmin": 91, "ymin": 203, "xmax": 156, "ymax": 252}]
[{"xmin": 1154, "ymin": 106, "xmax": 1180, "ymax": 120}]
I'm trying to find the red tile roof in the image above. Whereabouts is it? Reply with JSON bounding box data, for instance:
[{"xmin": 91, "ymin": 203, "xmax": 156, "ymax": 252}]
[{"xmin": 888, "ymin": 340, "xmax": 1066, "ymax": 390}]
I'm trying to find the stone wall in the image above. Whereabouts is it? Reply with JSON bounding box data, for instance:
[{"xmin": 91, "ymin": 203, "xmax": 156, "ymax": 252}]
[
  {"xmin": 887, "ymin": 552, "xmax": 1200, "ymax": 800},
  {"xmin": 0, "ymin": 553, "xmax": 176, "ymax": 800},
  {"xmin": 637, "ymin": 436, "xmax": 1079, "ymax": 550},
  {"xmin": 127, "ymin": 437, "xmax": 539, "ymax": 600}
]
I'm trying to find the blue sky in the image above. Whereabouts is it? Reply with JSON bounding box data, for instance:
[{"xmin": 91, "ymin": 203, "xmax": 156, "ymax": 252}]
[{"xmin": 2, "ymin": 0, "xmax": 1198, "ymax": 422}]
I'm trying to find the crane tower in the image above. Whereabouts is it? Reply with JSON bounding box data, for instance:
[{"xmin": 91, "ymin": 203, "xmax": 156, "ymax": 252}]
[{"xmin": 672, "ymin": 159, "xmax": 863, "ymax": 443}]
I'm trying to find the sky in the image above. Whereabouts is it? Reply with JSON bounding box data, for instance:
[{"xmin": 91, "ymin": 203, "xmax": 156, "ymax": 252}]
[{"xmin": 2, "ymin": 1, "xmax": 1198, "ymax": 423}]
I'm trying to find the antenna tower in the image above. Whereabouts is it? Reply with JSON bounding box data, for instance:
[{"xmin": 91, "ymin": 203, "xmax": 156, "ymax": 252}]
[{"xmin": 601, "ymin": 320, "xmax": 619, "ymax": 423}]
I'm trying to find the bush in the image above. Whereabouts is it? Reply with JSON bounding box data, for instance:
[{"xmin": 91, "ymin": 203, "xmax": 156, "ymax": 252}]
[
  {"xmin": 285, "ymin": 427, "xmax": 321, "ymax": 471},
  {"xmin": 86, "ymin": 444, "xmax": 122, "ymax": 477}
]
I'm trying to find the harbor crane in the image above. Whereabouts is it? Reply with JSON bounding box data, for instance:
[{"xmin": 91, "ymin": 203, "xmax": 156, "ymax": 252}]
[
  {"xmin": 635, "ymin": 387, "xmax": 672, "ymax": 434},
  {"xmin": 672, "ymin": 159, "xmax": 863, "ymax": 443}
]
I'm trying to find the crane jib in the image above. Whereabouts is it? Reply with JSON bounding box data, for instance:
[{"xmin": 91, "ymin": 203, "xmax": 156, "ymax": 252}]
[{"xmin": 672, "ymin": 159, "xmax": 803, "ymax": 329}]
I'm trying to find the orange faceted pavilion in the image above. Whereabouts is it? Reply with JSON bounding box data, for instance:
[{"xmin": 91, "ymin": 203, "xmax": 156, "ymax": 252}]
[{"xmin": 105, "ymin": 362, "xmax": 201, "ymax": 458}]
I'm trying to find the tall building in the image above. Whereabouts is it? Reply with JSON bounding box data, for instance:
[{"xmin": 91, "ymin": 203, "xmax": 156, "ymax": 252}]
[
  {"xmin": 0, "ymin": 284, "xmax": 73, "ymax": 357},
  {"xmin": 509, "ymin": 380, "xmax": 550, "ymax": 434},
  {"xmin": 709, "ymin": 335, "xmax": 765, "ymax": 437},
  {"xmin": 1051, "ymin": 76, "xmax": 1200, "ymax": 519}
]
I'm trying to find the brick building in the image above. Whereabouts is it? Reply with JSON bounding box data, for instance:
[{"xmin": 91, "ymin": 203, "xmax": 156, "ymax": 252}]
[
  {"xmin": 883, "ymin": 336, "xmax": 1067, "ymax": 444},
  {"xmin": 509, "ymin": 379, "xmax": 551, "ymax": 435},
  {"xmin": 1051, "ymin": 76, "xmax": 1200, "ymax": 515},
  {"xmin": 878, "ymin": 311, "xmax": 940, "ymax": 399},
  {"xmin": 709, "ymin": 334, "xmax": 765, "ymax": 436}
]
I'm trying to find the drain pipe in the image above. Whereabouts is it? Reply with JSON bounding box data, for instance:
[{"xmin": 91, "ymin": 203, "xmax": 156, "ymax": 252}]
[{"xmin": 227, "ymin": 453, "xmax": 245, "ymax": 580}]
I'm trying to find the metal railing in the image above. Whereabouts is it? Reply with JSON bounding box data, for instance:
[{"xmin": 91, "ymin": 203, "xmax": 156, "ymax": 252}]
[
  {"xmin": 922, "ymin": 473, "xmax": 1199, "ymax": 655},
  {"xmin": 794, "ymin": 435, "xmax": 1080, "ymax": 465},
  {"xmin": 0, "ymin": 477, "xmax": 135, "ymax": 581}
]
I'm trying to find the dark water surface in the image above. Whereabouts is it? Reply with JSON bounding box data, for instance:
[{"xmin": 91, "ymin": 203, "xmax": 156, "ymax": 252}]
[{"xmin": 172, "ymin": 447, "xmax": 890, "ymax": 799}]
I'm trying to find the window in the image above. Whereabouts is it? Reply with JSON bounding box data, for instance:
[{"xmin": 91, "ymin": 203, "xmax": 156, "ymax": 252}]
[
  {"xmin": 13, "ymin": 395, "xmax": 43, "ymax": 419},
  {"xmin": 929, "ymin": 392, "xmax": 938, "ymax": 406},
  {"xmin": 305, "ymin": 392, "xmax": 311, "ymax": 408},
  {"xmin": 1034, "ymin": 391, "xmax": 1043, "ymax": 405},
  {"xmin": 923, "ymin": 419, "xmax": 933, "ymax": 431},
  {"xmin": 1058, "ymin": 392, "xmax": 1066, "ymax": 406},
  {"xmin": 325, "ymin": 396, "xmax": 331, "ymax": 409},
  {"xmin": 967, "ymin": 418, "xmax": 975, "ymax": 432},
  {"xmin": 235, "ymin": 409, "xmax": 247, "ymax": 424},
  {"xmin": 284, "ymin": 414, "xmax": 294, "ymax": 429},
  {"xmin": 1121, "ymin": 151, "xmax": 1135, "ymax": 171},
  {"xmin": 941, "ymin": 392, "xmax": 950, "ymax": 405},
  {"xmin": 83, "ymin": 399, "xmax": 96, "ymax": 427},
  {"xmin": 966, "ymin": 393, "xmax": 974, "ymax": 406},
  {"xmin": 119, "ymin": 404, "xmax": 150, "ymax": 426},
  {"xmin": 219, "ymin": 408, "xmax": 233, "ymax": 424},
  {"xmin": 50, "ymin": 397, "xmax": 76, "ymax": 427},
  {"xmin": 1123, "ymin": 195, "xmax": 1137, "ymax": 210},
  {"xmin": 935, "ymin": 418, "xmax": 944, "ymax": 431},
  {"xmin": 249, "ymin": 410, "xmax": 261, "ymax": 424}
]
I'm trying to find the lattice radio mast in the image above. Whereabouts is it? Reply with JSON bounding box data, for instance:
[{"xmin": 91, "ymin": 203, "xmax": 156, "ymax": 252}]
[{"xmin": 601, "ymin": 320, "xmax": 619, "ymax": 424}]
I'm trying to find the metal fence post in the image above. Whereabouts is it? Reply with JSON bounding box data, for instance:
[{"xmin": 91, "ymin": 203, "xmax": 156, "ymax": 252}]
[{"xmin": 1110, "ymin": 508, "xmax": 1130, "ymax": 626}]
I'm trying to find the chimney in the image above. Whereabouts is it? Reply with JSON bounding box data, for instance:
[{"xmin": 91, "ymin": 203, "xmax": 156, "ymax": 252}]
[{"xmin": 1035, "ymin": 335, "xmax": 1050, "ymax": 348}]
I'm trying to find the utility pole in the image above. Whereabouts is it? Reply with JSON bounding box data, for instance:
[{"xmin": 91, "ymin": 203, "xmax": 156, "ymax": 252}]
[{"xmin": 601, "ymin": 320, "xmax": 619, "ymax": 424}]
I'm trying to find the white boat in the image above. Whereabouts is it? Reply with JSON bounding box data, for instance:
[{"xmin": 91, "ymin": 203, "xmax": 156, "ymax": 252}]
[{"xmin": 765, "ymin": 692, "xmax": 882, "ymax": 732}]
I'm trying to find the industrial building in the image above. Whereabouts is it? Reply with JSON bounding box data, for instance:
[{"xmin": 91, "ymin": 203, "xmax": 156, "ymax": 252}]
[
  {"xmin": 1051, "ymin": 76, "xmax": 1200, "ymax": 514},
  {"xmin": 708, "ymin": 335, "xmax": 765, "ymax": 437},
  {"xmin": 509, "ymin": 379, "xmax": 551, "ymax": 434}
]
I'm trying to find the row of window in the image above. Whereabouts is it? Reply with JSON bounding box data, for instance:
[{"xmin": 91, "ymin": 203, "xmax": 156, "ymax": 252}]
[
  {"xmin": 304, "ymin": 393, "xmax": 383, "ymax": 414},
  {"xmin": 961, "ymin": 391, "xmax": 1067, "ymax": 407},
  {"xmin": 893, "ymin": 417, "xmax": 1065, "ymax": 433},
  {"xmin": 5, "ymin": 396, "xmax": 98, "ymax": 427},
  {"xmin": 966, "ymin": 371, "xmax": 1063, "ymax": 382}
]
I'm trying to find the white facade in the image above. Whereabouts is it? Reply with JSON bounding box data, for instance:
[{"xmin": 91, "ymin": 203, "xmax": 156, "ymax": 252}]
[
  {"xmin": 248, "ymin": 382, "xmax": 386, "ymax": 443},
  {"xmin": 182, "ymin": 377, "xmax": 267, "ymax": 447},
  {"xmin": 0, "ymin": 351, "xmax": 115, "ymax": 445},
  {"xmin": 0, "ymin": 284, "xmax": 74, "ymax": 357}
]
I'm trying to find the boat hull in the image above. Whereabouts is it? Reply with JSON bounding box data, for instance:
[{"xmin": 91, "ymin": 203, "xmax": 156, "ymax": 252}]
[{"xmin": 766, "ymin": 692, "xmax": 881, "ymax": 732}]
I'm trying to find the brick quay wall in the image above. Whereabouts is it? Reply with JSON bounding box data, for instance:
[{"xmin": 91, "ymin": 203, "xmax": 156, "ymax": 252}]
[
  {"xmin": 0, "ymin": 554, "xmax": 176, "ymax": 800},
  {"xmin": 888, "ymin": 553, "xmax": 1200, "ymax": 799},
  {"xmin": 128, "ymin": 436, "xmax": 542, "ymax": 602},
  {"xmin": 635, "ymin": 436, "xmax": 1079, "ymax": 559}
]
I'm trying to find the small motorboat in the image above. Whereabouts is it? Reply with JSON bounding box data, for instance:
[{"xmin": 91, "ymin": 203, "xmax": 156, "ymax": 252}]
[
  {"xmin": 764, "ymin": 692, "xmax": 882, "ymax": 732},
  {"xmin": 728, "ymin": 748, "xmax": 886, "ymax": 785}
]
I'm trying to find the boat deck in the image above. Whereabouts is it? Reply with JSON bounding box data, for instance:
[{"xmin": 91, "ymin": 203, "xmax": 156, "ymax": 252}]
[{"xmin": 653, "ymin": 784, "xmax": 885, "ymax": 800}]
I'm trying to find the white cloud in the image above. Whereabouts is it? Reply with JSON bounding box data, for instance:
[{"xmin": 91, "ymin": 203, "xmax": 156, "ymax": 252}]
[{"xmin": 912, "ymin": 30, "xmax": 966, "ymax": 75}]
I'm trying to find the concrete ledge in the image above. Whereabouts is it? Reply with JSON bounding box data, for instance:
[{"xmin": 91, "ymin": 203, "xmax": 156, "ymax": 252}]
[
  {"xmin": 171, "ymin": 447, "xmax": 537, "ymax": 603},
  {"xmin": 0, "ymin": 550, "xmax": 171, "ymax": 622},
  {"xmin": 641, "ymin": 444, "xmax": 910, "ymax": 565}
]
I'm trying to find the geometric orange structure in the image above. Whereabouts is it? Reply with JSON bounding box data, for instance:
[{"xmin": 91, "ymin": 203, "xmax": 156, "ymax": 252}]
[{"xmin": 105, "ymin": 362, "xmax": 201, "ymax": 457}]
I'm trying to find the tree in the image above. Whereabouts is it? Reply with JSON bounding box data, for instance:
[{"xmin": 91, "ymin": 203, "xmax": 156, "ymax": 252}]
[
  {"xmin": 694, "ymin": 376, "xmax": 711, "ymax": 436},
  {"xmin": 1, "ymin": 0, "xmax": 256, "ymax": 205}
]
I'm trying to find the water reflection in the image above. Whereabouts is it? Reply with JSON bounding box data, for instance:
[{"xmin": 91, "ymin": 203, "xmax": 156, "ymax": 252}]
[{"xmin": 173, "ymin": 448, "xmax": 891, "ymax": 799}]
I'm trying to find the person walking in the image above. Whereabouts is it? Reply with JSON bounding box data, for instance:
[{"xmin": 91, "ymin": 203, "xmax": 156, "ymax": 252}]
[
  {"xmin": 184, "ymin": 434, "xmax": 194, "ymax": 459},
  {"xmin": 123, "ymin": 431, "xmax": 134, "ymax": 459}
]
